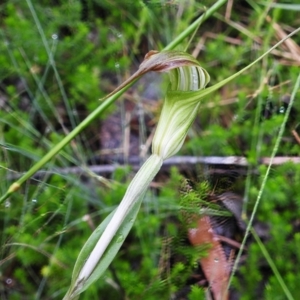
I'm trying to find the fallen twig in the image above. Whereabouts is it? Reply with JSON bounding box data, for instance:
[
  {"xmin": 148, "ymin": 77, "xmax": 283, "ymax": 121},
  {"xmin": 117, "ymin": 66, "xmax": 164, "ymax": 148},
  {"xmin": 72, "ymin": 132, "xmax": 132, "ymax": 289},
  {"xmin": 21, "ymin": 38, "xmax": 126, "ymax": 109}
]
[{"xmin": 5, "ymin": 156, "xmax": 300, "ymax": 182}]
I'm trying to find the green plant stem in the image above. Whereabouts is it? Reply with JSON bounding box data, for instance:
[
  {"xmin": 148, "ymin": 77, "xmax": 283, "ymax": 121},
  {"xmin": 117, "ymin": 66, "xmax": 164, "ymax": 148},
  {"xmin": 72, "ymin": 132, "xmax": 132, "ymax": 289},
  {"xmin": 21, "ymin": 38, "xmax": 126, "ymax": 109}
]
[
  {"xmin": 227, "ymin": 71, "xmax": 300, "ymax": 289},
  {"xmin": 73, "ymin": 154, "xmax": 163, "ymax": 293},
  {"xmin": 163, "ymin": 0, "xmax": 227, "ymax": 51},
  {"xmin": 251, "ymin": 228, "xmax": 295, "ymax": 300}
]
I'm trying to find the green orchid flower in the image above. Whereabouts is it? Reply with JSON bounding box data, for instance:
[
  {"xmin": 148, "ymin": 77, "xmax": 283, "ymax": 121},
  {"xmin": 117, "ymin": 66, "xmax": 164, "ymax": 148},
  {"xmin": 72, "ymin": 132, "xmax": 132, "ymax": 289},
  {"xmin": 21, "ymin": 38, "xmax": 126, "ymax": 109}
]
[{"xmin": 64, "ymin": 50, "xmax": 210, "ymax": 299}]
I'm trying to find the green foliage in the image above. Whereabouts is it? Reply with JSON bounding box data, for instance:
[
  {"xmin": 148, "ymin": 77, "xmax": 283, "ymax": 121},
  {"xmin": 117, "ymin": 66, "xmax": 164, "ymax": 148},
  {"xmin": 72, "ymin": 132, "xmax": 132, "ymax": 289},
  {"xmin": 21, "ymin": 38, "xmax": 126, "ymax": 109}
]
[
  {"xmin": 0, "ymin": 0, "xmax": 299, "ymax": 299},
  {"xmin": 233, "ymin": 164, "xmax": 300, "ymax": 299},
  {"xmin": 188, "ymin": 285, "xmax": 206, "ymax": 300}
]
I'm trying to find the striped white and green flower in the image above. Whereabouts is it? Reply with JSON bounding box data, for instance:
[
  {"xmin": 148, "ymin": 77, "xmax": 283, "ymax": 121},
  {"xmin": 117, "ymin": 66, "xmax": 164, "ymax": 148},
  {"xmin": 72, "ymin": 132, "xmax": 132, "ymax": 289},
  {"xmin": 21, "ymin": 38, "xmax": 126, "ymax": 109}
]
[{"xmin": 64, "ymin": 50, "xmax": 210, "ymax": 299}]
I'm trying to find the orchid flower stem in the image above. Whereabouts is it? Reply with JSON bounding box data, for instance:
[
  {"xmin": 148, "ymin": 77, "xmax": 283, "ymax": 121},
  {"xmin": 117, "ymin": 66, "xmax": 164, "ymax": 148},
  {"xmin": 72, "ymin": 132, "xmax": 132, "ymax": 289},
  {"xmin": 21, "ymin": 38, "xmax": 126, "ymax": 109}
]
[{"xmin": 77, "ymin": 154, "xmax": 163, "ymax": 283}]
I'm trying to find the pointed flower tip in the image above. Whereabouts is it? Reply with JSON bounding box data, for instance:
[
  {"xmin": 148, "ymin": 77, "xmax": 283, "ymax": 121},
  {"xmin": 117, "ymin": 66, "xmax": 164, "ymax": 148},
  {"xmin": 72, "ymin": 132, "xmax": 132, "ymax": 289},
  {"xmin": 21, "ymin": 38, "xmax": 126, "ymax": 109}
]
[
  {"xmin": 140, "ymin": 50, "xmax": 210, "ymax": 92},
  {"xmin": 149, "ymin": 50, "xmax": 211, "ymax": 159},
  {"xmin": 140, "ymin": 50, "xmax": 206, "ymax": 74}
]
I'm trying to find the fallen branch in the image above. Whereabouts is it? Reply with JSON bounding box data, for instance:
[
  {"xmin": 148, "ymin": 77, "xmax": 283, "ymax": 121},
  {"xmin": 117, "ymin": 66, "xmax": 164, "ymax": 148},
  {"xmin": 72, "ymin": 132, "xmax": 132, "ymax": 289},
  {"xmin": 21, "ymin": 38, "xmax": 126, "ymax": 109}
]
[{"xmin": 5, "ymin": 156, "xmax": 300, "ymax": 182}]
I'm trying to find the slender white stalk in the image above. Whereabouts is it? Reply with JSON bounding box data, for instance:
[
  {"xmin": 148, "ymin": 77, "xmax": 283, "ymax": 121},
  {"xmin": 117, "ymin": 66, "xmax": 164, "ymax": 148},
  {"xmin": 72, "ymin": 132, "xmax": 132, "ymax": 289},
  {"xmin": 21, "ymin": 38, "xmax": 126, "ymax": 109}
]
[{"xmin": 77, "ymin": 154, "xmax": 163, "ymax": 283}]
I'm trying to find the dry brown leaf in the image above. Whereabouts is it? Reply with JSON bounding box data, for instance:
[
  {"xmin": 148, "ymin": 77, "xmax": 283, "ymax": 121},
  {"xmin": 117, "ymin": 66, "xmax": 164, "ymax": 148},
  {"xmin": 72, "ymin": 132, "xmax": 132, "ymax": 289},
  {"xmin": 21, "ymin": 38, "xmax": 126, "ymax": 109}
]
[{"xmin": 188, "ymin": 215, "xmax": 230, "ymax": 300}]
